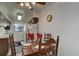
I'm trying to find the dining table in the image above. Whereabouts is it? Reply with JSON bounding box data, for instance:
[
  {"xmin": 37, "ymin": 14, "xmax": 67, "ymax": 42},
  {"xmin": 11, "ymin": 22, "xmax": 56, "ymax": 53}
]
[{"xmin": 22, "ymin": 42, "xmax": 56, "ymax": 56}]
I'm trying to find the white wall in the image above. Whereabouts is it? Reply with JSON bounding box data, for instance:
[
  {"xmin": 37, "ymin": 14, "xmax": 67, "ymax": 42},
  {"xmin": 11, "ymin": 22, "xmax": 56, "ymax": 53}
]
[
  {"xmin": 38, "ymin": 2, "xmax": 79, "ymax": 56},
  {"xmin": 0, "ymin": 27, "xmax": 5, "ymax": 36},
  {"xmin": 0, "ymin": 5, "xmax": 9, "ymax": 15},
  {"xmin": 0, "ymin": 4, "xmax": 10, "ymax": 37}
]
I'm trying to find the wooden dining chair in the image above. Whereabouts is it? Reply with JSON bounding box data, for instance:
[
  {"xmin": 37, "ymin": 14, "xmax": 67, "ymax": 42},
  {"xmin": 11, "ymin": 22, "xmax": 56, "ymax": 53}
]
[
  {"xmin": 26, "ymin": 33, "xmax": 29, "ymax": 43},
  {"xmin": 49, "ymin": 35, "xmax": 59, "ymax": 56},
  {"xmin": 41, "ymin": 38, "xmax": 56, "ymax": 56},
  {"xmin": 38, "ymin": 37, "xmax": 51, "ymax": 56},
  {"xmin": 9, "ymin": 34, "xmax": 16, "ymax": 56},
  {"xmin": 55, "ymin": 35, "xmax": 59, "ymax": 56},
  {"xmin": 45, "ymin": 35, "xmax": 59, "ymax": 56}
]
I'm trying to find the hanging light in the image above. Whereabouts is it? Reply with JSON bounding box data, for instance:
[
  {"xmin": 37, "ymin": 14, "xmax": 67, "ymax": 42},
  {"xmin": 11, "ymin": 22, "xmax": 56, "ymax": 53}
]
[
  {"xmin": 20, "ymin": 3, "xmax": 24, "ymax": 7},
  {"xmin": 25, "ymin": 2, "xmax": 30, "ymax": 7},
  {"xmin": 32, "ymin": 2, "xmax": 35, "ymax": 5},
  {"xmin": 19, "ymin": 2, "xmax": 33, "ymax": 10},
  {"xmin": 29, "ymin": 6, "xmax": 32, "ymax": 10},
  {"xmin": 17, "ymin": 15, "xmax": 22, "ymax": 20},
  {"xmin": 17, "ymin": 13, "xmax": 23, "ymax": 20}
]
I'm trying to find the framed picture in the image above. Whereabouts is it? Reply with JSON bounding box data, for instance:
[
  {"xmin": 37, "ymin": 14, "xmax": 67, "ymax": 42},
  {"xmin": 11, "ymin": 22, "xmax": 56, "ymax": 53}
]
[{"xmin": 47, "ymin": 15, "xmax": 52, "ymax": 22}]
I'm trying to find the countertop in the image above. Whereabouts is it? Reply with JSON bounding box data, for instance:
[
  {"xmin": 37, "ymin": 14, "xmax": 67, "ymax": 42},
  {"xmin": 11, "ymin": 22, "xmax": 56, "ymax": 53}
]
[{"xmin": 0, "ymin": 34, "xmax": 9, "ymax": 39}]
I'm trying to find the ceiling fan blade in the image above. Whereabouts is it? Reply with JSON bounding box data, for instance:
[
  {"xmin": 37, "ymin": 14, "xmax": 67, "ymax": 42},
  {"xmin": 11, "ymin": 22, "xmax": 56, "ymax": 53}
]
[{"xmin": 36, "ymin": 2, "xmax": 46, "ymax": 5}]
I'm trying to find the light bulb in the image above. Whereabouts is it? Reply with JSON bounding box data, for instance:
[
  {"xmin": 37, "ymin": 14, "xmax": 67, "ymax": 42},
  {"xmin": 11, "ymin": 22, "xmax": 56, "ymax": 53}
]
[
  {"xmin": 32, "ymin": 2, "xmax": 35, "ymax": 5},
  {"xmin": 20, "ymin": 3, "xmax": 24, "ymax": 7},
  {"xmin": 17, "ymin": 15, "xmax": 22, "ymax": 20},
  {"xmin": 25, "ymin": 2, "xmax": 30, "ymax": 7},
  {"xmin": 29, "ymin": 6, "xmax": 32, "ymax": 9}
]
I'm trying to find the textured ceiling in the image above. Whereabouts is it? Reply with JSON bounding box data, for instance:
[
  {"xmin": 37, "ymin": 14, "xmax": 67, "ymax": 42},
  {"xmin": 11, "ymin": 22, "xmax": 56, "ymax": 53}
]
[
  {"xmin": 0, "ymin": 2, "xmax": 53, "ymax": 24},
  {"xmin": 0, "ymin": 2, "xmax": 52, "ymax": 13}
]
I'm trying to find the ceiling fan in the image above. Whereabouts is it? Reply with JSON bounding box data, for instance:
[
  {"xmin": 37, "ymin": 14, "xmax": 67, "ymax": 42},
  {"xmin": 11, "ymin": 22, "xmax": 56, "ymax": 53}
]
[{"xmin": 19, "ymin": 2, "xmax": 46, "ymax": 10}]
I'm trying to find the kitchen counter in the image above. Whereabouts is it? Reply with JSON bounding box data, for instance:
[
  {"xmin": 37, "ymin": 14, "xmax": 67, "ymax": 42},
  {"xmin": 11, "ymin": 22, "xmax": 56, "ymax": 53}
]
[
  {"xmin": 0, "ymin": 35, "xmax": 8, "ymax": 56},
  {"xmin": 0, "ymin": 34, "xmax": 9, "ymax": 39}
]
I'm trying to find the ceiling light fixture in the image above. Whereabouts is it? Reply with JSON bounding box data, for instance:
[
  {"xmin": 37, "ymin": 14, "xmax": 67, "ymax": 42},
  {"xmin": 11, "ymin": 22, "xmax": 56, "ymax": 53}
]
[
  {"xmin": 20, "ymin": 3, "xmax": 24, "ymax": 7},
  {"xmin": 19, "ymin": 2, "xmax": 46, "ymax": 10},
  {"xmin": 25, "ymin": 2, "xmax": 30, "ymax": 7},
  {"xmin": 29, "ymin": 6, "xmax": 32, "ymax": 9},
  {"xmin": 17, "ymin": 13, "xmax": 23, "ymax": 20},
  {"xmin": 32, "ymin": 2, "xmax": 35, "ymax": 5},
  {"xmin": 17, "ymin": 15, "xmax": 22, "ymax": 20},
  {"xmin": 19, "ymin": 2, "xmax": 33, "ymax": 10}
]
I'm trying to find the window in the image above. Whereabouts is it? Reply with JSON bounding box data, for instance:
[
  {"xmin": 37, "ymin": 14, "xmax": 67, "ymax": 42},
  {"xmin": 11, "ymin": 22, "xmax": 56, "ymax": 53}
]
[{"xmin": 14, "ymin": 24, "xmax": 24, "ymax": 32}]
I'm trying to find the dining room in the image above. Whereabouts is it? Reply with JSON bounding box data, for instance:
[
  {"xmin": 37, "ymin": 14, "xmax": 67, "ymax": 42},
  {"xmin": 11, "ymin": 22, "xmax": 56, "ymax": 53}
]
[
  {"xmin": 0, "ymin": 2, "xmax": 59, "ymax": 56},
  {"xmin": 0, "ymin": 2, "xmax": 79, "ymax": 56}
]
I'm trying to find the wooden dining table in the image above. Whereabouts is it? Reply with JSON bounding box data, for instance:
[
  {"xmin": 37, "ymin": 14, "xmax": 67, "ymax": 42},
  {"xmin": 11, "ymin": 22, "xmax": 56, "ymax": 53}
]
[
  {"xmin": 22, "ymin": 44, "xmax": 39, "ymax": 56},
  {"xmin": 22, "ymin": 42, "xmax": 56, "ymax": 56}
]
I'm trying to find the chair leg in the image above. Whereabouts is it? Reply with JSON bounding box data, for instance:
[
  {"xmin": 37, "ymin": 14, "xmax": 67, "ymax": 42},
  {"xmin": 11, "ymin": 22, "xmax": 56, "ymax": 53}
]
[{"xmin": 53, "ymin": 51, "xmax": 57, "ymax": 56}]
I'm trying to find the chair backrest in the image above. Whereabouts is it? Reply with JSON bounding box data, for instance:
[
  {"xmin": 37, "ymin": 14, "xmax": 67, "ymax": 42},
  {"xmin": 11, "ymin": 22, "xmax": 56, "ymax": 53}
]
[
  {"xmin": 55, "ymin": 35, "xmax": 59, "ymax": 56},
  {"xmin": 46, "ymin": 38, "xmax": 56, "ymax": 45},
  {"xmin": 26, "ymin": 33, "xmax": 29, "ymax": 42},
  {"xmin": 37, "ymin": 38, "xmax": 42, "ymax": 55},
  {"xmin": 39, "ymin": 38, "xmax": 42, "ymax": 51},
  {"xmin": 45, "ymin": 35, "xmax": 59, "ymax": 56},
  {"xmin": 44, "ymin": 33, "xmax": 51, "ymax": 41},
  {"xmin": 9, "ymin": 34, "xmax": 16, "ymax": 56}
]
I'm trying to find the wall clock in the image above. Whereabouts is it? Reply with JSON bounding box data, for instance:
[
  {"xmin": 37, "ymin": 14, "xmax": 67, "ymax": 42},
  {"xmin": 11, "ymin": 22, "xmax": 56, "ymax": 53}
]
[{"xmin": 47, "ymin": 15, "xmax": 52, "ymax": 22}]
